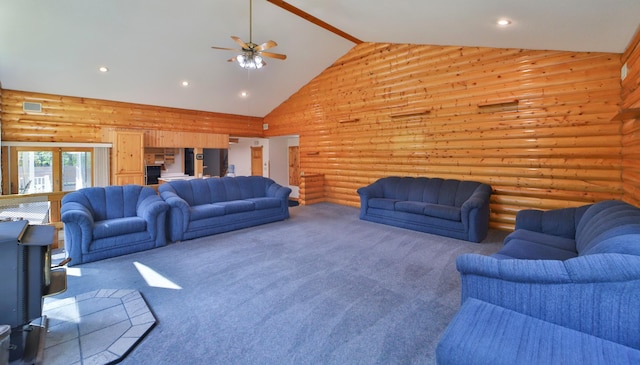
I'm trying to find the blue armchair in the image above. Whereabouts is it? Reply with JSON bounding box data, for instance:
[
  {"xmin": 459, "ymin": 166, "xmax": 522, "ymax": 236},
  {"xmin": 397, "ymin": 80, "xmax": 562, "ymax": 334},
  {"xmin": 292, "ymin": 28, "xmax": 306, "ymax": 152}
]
[{"xmin": 61, "ymin": 185, "xmax": 169, "ymax": 266}]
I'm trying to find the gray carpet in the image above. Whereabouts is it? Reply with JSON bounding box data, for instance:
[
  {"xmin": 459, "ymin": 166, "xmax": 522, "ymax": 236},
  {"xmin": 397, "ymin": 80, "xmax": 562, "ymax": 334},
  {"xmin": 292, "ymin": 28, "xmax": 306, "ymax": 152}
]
[{"xmin": 54, "ymin": 203, "xmax": 506, "ymax": 365}]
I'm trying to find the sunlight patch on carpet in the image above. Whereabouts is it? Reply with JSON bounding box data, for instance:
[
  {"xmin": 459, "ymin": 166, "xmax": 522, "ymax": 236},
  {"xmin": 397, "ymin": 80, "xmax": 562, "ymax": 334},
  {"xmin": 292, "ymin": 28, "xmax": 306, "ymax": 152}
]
[{"xmin": 134, "ymin": 262, "xmax": 183, "ymax": 290}]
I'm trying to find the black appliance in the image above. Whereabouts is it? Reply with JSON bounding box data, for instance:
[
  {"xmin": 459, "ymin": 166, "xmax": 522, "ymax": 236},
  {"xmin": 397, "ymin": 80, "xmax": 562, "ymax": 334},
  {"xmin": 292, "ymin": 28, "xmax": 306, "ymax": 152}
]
[
  {"xmin": 146, "ymin": 165, "xmax": 162, "ymax": 185},
  {"xmin": 184, "ymin": 148, "xmax": 194, "ymax": 176},
  {"xmin": 0, "ymin": 220, "xmax": 66, "ymax": 362}
]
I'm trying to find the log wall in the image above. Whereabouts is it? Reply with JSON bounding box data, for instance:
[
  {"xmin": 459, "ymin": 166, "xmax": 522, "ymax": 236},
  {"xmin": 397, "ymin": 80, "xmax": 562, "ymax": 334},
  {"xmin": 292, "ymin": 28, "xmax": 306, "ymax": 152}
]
[
  {"xmin": 264, "ymin": 43, "xmax": 623, "ymax": 230},
  {"xmin": 621, "ymin": 26, "xmax": 640, "ymax": 207},
  {"xmin": 0, "ymin": 90, "xmax": 263, "ymax": 143}
]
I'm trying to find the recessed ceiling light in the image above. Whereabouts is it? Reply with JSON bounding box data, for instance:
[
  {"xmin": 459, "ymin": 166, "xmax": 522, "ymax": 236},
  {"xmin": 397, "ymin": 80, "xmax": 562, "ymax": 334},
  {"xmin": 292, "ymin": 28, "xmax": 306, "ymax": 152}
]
[
  {"xmin": 98, "ymin": 66, "xmax": 109, "ymax": 73},
  {"xmin": 240, "ymin": 91, "xmax": 248, "ymax": 97},
  {"xmin": 181, "ymin": 81, "xmax": 190, "ymax": 87},
  {"xmin": 497, "ymin": 19, "xmax": 512, "ymax": 26}
]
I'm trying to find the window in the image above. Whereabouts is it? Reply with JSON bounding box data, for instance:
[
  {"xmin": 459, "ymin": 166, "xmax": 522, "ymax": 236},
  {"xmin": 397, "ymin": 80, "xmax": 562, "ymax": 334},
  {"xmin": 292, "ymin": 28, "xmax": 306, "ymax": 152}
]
[
  {"xmin": 62, "ymin": 151, "xmax": 92, "ymax": 191},
  {"xmin": 17, "ymin": 150, "xmax": 53, "ymax": 194},
  {"xmin": 5, "ymin": 147, "xmax": 93, "ymax": 194}
]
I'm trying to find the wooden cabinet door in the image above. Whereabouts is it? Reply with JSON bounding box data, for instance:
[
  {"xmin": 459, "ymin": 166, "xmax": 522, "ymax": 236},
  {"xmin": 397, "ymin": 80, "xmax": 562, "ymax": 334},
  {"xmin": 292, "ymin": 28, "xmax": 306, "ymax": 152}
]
[
  {"xmin": 114, "ymin": 174, "xmax": 144, "ymax": 186},
  {"xmin": 108, "ymin": 130, "xmax": 144, "ymax": 186},
  {"xmin": 114, "ymin": 131, "xmax": 144, "ymax": 174}
]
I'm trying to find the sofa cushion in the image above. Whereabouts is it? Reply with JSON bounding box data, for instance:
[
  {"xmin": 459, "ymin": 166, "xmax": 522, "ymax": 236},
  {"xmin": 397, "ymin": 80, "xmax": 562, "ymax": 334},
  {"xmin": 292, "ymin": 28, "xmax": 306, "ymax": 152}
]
[
  {"xmin": 93, "ymin": 217, "xmax": 147, "ymax": 240},
  {"xmin": 247, "ymin": 197, "xmax": 281, "ymax": 210},
  {"xmin": 495, "ymin": 238, "xmax": 578, "ymax": 260},
  {"xmin": 437, "ymin": 180, "xmax": 460, "ymax": 206},
  {"xmin": 368, "ymin": 198, "xmax": 397, "ymax": 211},
  {"xmin": 580, "ymin": 232, "xmax": 640, "ymax": 256},
  {"xmin": 218, "ymin": 200, "xmax": 255, "ymax": 214},
  {"xmin": 424, "ymin": 203, "xmax": 461, "ymax": 221},
  {"xmin": 394, "ymin": 201, "xmax": 427, "ymax": 215},
  {"xmin": 421, "ymin": 178, "xmax": 444, "ymax": 203},
  {"xmin": 242, "ymin": 176, "xmax": 269, "ymax": 198},
  {"xmin": 576, "ymin": 200, "xmax": 640, "ymax": 254},
  {"xmin": 436, "ymin": 298, "xmax": 640, "ymax": 365},
  {"xmin": 204, "ymin": 178, "xmax": 227, "ymax": 203},
  {"xmin": 380, "ymin": 177, "xmax": 403, "ymax": 199},
  {"xmin": 504, "ymin": 229, "xmax": 577, "ymax": 253},
  {"xmin": 190, "ymin": 204, "xmax": 226, "ymax": 221},
  {"xmin": 189, "ymin": 179, "xmax": 215, "ymax": 206}
]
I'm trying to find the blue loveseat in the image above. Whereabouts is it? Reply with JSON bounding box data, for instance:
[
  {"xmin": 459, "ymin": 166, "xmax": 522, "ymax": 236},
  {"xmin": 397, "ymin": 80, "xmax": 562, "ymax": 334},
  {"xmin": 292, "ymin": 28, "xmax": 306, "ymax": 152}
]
[
  {"xmin": 436, "ymin": 200, "xmax": 640, "ymax": 364},
  {"xmin": 61, "ymin": 185, "xmax": 169, "ymax": 266},
  {"xmin": 158, "ymin": 176, "xmax": 291, "ymax": 242},
  {"xmin": 357, "ymin": 176, "xmax": 492, "ymax": 242}
]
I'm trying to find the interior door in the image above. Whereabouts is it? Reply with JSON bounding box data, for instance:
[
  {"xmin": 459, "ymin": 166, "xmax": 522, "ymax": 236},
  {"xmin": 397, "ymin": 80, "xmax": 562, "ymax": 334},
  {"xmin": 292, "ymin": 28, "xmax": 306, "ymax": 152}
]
[
  {"xmin": 288, "ymin": 146, "xmax": 300, "ymax": 186},
  {"xmin": 251, "ymin": 146, "xmax": 263, "ymax": 176}
]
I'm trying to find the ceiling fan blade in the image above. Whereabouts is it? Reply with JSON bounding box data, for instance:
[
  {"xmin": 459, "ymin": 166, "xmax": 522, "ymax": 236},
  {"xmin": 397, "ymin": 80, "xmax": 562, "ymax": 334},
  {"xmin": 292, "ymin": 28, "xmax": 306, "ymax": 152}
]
[
  {"xmin": 256, "ymin": 40, "xmax": 277, "ymax": 51},
  {"xmin": 211, "ymin": 46, "xmax": 242, "ymax": 52},
  {"xmin": 231, "ymin": 36, "xmax": 249, "ymax": 50},
  {"xmin": 259, "ymin": 51, "xmax": 287, "ymax": 60},
  {"xmin": 227, "ymin": 56, "xmax": 237, "ymax": 62}
]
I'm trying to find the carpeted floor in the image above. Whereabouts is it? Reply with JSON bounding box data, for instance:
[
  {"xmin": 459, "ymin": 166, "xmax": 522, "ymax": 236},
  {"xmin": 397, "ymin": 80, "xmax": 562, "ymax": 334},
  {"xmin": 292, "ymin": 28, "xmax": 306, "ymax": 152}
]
[{"xmin": 53, "ymin": 203, "xmax": 506, "ymax": 365}]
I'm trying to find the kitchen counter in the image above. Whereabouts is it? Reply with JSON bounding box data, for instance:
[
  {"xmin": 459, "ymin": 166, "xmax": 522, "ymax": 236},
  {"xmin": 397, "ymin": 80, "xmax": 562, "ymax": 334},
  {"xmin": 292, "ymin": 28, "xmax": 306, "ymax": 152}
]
[{"xmin": 157, "ymin": 174, "xmax": 197, "ymax": 184}]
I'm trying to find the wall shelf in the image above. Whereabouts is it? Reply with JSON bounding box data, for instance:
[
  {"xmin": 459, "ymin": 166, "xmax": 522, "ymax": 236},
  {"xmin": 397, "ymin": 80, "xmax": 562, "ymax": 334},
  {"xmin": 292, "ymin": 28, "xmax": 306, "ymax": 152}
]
[
  {"xmin": 611, "ymin": 108, "xmax": 640, "ymax": 121},
  {"xmin": 478, "ymin": 98, "xmax": 519, "ymax": 108},
  {"xmin": 144, "ymin": 147, "xmax": 177, "ymax": 165},
  {"xmin": 389, "ymin": 110, "xmax": 430, "ymax": 119}
]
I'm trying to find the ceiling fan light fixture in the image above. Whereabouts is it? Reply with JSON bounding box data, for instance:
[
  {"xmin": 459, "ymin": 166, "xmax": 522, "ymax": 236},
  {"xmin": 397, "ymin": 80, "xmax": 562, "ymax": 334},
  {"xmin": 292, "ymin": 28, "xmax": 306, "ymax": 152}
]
[
  {"xmin": 237, "ymin": 52, "xmax": 264, "ymax": 69},
  {"xmin": 211, "ymin": 0, "xmax": 285, "ymax": 69}
]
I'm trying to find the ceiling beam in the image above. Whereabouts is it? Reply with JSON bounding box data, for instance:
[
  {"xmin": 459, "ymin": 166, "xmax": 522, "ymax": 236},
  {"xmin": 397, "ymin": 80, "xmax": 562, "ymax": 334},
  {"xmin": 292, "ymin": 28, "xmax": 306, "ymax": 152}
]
[{"xmin": 266, "ymin": 0, "xmax": 363, "ymax": 44}]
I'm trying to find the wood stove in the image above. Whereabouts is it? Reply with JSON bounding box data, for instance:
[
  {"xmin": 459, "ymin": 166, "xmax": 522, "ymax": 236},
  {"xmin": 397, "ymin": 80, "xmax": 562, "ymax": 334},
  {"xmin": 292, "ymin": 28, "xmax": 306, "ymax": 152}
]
[{"xmin": 0, "ymin": 220, "xmax": 67, "ymax": 363}]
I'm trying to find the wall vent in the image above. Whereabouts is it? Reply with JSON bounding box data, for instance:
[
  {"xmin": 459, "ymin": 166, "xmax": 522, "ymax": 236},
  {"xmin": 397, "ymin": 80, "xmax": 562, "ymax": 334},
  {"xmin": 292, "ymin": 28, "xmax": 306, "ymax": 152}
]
[{"xmin": 23, "ymin": 102, "xmax": 43, "ymax": 113}]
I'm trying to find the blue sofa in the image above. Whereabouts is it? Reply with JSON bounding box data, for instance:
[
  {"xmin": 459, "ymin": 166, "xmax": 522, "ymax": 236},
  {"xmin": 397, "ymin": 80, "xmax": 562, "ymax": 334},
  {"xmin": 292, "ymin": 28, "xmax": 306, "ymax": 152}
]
[
  {"xmin": 357, "ymin": 176, "xmax": 492, "ymax": 242},
  {"xmin": 436, "ymin": 200, "xmax": 640, "ymax": 364},
  {"xmin": 158, "ymin": 176, "xmax": 291, "ymax": 242},
  {"xmin": 61, "ymin": 185, "xmax": 169, "ymax": 266}
]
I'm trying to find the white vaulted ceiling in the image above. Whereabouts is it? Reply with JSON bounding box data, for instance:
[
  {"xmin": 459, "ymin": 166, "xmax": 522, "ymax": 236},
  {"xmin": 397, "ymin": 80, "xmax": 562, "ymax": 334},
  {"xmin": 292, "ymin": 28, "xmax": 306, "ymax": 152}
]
[{"xmin": 0, "ymin": 0, "xmax": 638, "ymax": 117}]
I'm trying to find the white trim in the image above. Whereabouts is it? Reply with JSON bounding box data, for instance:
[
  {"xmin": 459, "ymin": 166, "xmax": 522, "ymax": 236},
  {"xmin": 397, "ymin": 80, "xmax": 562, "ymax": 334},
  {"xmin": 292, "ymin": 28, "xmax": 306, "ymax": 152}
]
[{"xmin": 1, "ymin": 141, "xmax": 112, "ymax": 148}]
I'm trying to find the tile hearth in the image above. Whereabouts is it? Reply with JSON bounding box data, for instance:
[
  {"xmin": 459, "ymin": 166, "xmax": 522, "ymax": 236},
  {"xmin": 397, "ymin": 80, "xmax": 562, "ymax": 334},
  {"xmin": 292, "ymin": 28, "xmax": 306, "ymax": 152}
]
[{"xmin": 41, "ymin": 289, "xmax": 155, "ymax": 365}]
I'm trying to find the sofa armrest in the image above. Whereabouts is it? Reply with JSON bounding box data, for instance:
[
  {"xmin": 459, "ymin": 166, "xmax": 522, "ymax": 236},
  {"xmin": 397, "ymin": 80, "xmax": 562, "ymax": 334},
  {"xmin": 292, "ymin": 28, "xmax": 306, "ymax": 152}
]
[
  {"xmin": 356, "ymin": 183, "xmax": 383, "ymax": 199},
  {"xmin": 456, "ymin": 253, "xmax": 640, "ymax": 348},
  {"xmin": 357, "ymin": 182, "xmax": 384, "ymax": 219},
  {"xmin": 61, "ymin": 202, "xmax": 95, "ymax": 264},
  {"xmin": 267, "ymin": 183, "xmax": 292, "ymax": 200},
  {"xmin": 137, "ymin": 195, "xmax": 169, "ymax": 238},
  {"xmin": 460, "ymin": 184, "xmax": 492, "ymax": 242},
  {"xmin": 160, "ymin": 190, "xmax": 191, "ymax": 241}
]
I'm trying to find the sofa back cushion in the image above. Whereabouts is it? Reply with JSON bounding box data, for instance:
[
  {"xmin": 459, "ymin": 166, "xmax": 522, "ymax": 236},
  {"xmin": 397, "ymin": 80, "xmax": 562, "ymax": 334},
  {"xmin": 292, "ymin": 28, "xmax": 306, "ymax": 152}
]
[
  {"xmin": 576, "ymin": 200, "xmax": 640, "ymax": 256},
  {"xmin": 63, "ymin": 185, "xmax": 153, "ymax": 220},
  {"xmin": 375, "ymin": 176, "xmax": 486, "ymax": 207},
  {"xmin": 161, "ymin": 176, "xmax": 275, "ymax": 205}
]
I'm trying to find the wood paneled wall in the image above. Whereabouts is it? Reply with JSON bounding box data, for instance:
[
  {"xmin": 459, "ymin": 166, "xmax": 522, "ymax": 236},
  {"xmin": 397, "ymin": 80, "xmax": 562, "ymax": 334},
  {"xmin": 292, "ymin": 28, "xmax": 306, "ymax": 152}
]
[
  {"xmin": 264, "ymin": 43, "xmax": 623, "ymax": 230},
  {"xmin": 621, "ymin": 26, "xmax": 640, "ymax": 207},
  {"xmin": 1, "ymin": 90, "xmax": 263, "ymax": 143}
]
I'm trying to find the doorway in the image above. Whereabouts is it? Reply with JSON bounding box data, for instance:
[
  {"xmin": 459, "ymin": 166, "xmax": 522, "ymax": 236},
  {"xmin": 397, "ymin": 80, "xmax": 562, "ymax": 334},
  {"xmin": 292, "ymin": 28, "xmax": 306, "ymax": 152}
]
[
  {"xmin": 251, "ymin": 146, "xmax": 263, "ymax": 176},
  {"xmin": 288, "ymin": 146, "xmax": 300, "ymax": 186}
]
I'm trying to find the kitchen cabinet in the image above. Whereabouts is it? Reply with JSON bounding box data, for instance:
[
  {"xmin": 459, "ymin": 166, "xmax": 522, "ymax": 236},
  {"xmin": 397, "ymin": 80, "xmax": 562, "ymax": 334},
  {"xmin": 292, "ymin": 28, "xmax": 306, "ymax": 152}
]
[
  {"xmin": 104, "ymin": 129, "xmax": 145, "ymax": 185},
  {"xmin": 144, "ymin": 148, "xmax": 177, "ymax": 165}
]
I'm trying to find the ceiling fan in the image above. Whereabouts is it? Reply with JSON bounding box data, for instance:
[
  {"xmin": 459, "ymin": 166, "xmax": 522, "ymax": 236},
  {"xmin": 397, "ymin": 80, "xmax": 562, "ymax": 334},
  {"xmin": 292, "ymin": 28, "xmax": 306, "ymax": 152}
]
[{"xmin": 211, "ymin": 0, "xmax": 286, "ymax": 69}]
